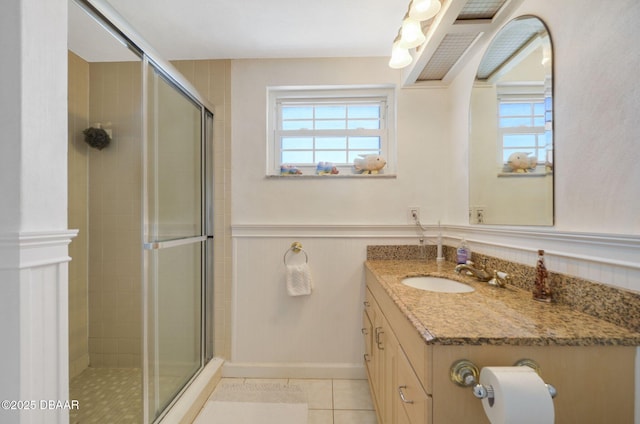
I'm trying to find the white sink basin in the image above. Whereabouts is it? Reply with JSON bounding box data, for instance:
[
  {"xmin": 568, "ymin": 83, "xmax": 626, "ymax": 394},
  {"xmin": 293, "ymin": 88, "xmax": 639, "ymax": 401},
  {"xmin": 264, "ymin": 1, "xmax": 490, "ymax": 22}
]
[{"xmin": 401, "ymin": 276, "xmax": 475, "ymax": 293}]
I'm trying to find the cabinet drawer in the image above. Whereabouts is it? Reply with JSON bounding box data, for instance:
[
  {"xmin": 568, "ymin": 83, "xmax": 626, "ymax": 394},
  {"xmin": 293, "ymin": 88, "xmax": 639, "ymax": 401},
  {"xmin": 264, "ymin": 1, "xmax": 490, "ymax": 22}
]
[
  {"xmin": 364, "ymin": 287, "xmax": 374, "ymax": 317},
  {"xmin": 397, "ymin": 346, "xmax": 431, "ymax": 424}
]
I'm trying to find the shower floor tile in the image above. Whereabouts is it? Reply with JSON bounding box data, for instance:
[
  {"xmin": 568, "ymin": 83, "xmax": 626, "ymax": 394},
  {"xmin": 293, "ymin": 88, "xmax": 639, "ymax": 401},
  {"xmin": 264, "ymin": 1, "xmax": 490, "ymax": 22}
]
[{"xmin": 69, "ymin": 367, "xmax": 142, "ymax": 424}]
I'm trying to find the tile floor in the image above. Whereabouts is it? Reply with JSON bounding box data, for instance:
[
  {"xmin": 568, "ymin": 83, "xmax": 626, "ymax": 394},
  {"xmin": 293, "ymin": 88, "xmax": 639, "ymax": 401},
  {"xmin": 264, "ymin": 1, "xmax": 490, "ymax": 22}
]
[
  {"xmin": 69, "ymin": 367, "xmax": 142, "ymax": 424},
  {"xmin": 195, "ymin": 378, "xmax": 378, "ymax": 424},
  {"xmin": 69, "ymin": 370, "xmax": 377, "ymax": 424}
]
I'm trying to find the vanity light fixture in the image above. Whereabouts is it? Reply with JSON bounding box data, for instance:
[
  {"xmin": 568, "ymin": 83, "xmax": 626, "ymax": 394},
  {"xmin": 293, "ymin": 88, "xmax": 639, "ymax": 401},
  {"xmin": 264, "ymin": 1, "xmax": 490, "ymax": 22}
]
[
  {"xmin": 388, "ymin": 0, "xmax": 442, "ymax": 69},
  {"xmin": 409, "ymin": 0, "xmax": 441, "ymax": 21},
  {"xmin": 389, "ymin": 38, "xmax": 413, "ymax": 69},
  {"xmin": 398, "ymin": 16, "xmax": 426, "ymax": 49}
]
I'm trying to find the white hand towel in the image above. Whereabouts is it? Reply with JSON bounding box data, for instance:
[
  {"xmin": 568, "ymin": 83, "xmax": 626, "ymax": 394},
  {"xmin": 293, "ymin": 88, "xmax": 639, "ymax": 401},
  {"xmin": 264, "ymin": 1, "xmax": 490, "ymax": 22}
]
[{"xmin": 286, "ymin": 263, "xmax": 313, "ymax": 296}]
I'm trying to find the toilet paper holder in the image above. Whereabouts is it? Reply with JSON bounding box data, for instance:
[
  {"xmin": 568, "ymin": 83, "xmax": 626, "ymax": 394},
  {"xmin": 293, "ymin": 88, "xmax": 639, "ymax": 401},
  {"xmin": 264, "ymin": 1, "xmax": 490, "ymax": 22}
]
[{"xmin": 450, "ymin": 359, "xmax": 557, "ymax": 406}]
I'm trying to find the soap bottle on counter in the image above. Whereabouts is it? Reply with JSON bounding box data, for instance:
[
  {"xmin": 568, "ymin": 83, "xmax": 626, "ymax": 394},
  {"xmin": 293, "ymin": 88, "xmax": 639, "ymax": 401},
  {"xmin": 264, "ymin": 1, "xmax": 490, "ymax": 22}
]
[
  {"xmin": 456, "ymin": 238, "xmax": 470, "ymax": 264},
  {"xmin": 533, "ymin": 249, "xmax": 552, "ymax": 302}
]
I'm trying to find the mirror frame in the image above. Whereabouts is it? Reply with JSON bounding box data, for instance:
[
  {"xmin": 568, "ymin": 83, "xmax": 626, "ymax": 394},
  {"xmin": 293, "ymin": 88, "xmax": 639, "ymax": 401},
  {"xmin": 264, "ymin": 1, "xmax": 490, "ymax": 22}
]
[{"xmin": 469, "ymin": 15, "xmax": 554, "ymax": 226}]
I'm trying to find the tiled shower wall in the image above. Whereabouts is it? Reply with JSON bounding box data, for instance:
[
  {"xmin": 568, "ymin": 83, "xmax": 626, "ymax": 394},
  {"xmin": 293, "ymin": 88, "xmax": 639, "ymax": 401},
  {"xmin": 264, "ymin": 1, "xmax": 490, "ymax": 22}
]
[
  {"xmin": 68, "ymin": 53, "xmax": 143, "ymax": 374},
  {"xmin": 87, "ymin": 60, "xmax": 143, "ymax": 368}
]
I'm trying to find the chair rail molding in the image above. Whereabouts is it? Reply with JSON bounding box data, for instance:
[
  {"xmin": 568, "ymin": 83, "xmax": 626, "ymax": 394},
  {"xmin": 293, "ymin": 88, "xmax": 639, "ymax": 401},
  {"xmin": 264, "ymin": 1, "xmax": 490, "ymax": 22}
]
[{"xmin": 231, "ymin": 224, "xmax": 640, "ymax": 270}]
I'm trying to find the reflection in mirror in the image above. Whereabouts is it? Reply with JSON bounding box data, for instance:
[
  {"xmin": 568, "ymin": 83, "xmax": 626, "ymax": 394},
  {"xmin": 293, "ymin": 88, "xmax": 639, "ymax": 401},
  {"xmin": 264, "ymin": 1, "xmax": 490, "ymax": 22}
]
[{"xmin": 469, "ymin": 16, "xmax": 553, "ymax": 226}]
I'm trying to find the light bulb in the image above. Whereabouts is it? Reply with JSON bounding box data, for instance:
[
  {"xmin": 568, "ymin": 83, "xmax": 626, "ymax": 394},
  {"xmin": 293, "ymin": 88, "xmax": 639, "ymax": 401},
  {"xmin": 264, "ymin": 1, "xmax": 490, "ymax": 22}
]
[
  {"xmin": 409, "ymin": 0, "xmax": 441, "ymax": 21},
  {"xmin": 389, "ymin": 42, "xmax": 413, "ymax": 69},
  {"xmin": 398, "ymin": 18, "xmax": 426, "ymax": 49}
]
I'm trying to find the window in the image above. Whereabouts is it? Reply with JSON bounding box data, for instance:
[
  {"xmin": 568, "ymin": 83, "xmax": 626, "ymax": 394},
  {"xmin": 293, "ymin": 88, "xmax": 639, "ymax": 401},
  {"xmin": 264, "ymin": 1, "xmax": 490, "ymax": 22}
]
[
  {"xmin": 497, "ymin": 85, "xmax": 549, "ymax": 168},
  {"xmin": 267, "ymin": 86, "xmax": 396, "ymax": 176},
  {"xmin": 499, "ymin": 99, "xmax": 546, "ymax": 163}
]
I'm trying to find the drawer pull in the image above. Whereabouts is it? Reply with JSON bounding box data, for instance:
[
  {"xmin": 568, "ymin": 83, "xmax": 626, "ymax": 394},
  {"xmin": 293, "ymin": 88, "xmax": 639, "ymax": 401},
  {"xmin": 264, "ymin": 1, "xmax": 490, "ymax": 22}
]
[
  {"xmin": 398, "ymin": 385, "xmax": 414, "ymax": 404},
  {"xmin": 361, "ymin": 327, "xmax": 368, "ymax": 335},
  {"xmin": 374, "ymin": 327, "xmax": 384, "ymax": 350},
  {"xmin": 364, "ymin": 353, "xmax": 370, "ymax": 362},
  {"xmin": 364, "ymin": 300, "xmax": 371, "ymax": 307}
]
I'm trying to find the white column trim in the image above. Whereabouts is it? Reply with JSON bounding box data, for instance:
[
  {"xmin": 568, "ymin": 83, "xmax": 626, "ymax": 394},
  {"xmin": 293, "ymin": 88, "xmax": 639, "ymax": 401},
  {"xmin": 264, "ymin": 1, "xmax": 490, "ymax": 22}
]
[{"xmin": 18, "ymin": 230, "xmax": 78, "ymax": 269}]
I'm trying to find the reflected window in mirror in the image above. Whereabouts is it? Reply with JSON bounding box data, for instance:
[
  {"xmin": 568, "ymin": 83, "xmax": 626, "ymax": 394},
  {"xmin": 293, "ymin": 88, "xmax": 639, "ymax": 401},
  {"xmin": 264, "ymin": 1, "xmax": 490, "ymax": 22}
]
[
  {"xmin": 469, "ymin": 16, "xmax": 553, "ymax": 226},
  {"xmin": 498, "ymin": 90, "xmax": 546, "ymax": 170}
]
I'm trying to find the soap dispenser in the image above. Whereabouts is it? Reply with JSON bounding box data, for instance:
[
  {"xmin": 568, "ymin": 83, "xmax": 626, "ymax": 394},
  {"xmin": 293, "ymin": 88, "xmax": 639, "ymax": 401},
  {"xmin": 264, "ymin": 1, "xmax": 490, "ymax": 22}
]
[{"xmin": 456, "ymin": 238, "xmax": 470, "ymax": 264}]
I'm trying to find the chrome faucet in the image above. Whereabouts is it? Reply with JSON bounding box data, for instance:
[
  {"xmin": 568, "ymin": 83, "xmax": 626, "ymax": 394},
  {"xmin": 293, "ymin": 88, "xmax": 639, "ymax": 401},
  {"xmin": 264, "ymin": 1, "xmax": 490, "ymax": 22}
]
[{"xmin": 454, "ymin": 258, "xmax": 491, "ymax": 282}]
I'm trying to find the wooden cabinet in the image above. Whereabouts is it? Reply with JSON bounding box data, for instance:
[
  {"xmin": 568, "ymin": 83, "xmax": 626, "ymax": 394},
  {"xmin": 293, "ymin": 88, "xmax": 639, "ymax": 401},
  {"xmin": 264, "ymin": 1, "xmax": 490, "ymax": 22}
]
[
  {"xmin": 364, "ymin": 286, "xmax": 429, "ymax": 424},
  {"xmin": 364, "ymin": 269, "xmax": 636, "ymax": 424},
  {"xmin": 364, "ymin": 288, "xmax": 399, "ymax": 423}
]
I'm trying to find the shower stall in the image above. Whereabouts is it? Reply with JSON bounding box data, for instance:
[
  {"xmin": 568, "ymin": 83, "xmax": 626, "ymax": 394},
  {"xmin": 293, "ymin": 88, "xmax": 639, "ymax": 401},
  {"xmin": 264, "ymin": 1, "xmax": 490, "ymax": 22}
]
[{"xmin": 67, "ymin": 1, "xmax": 215, "ymax": 422}]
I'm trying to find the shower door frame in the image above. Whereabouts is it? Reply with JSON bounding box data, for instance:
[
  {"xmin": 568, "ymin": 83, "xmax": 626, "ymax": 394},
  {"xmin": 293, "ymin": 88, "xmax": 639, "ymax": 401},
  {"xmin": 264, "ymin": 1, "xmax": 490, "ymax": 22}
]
[
  {"xmin": 141, "ymin": 58, "xmax": 215, "ymax": 424},
  {"xmin": 70, "ymin": 2, "xmax": 216, "ymax": 423}
]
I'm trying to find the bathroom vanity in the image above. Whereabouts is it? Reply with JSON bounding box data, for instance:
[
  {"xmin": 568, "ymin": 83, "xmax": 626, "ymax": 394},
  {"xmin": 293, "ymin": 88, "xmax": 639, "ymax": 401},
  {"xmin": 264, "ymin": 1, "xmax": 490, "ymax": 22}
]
[{"xmin": 363, "ymin": 259, "xmax": 640, "ymax": 424}]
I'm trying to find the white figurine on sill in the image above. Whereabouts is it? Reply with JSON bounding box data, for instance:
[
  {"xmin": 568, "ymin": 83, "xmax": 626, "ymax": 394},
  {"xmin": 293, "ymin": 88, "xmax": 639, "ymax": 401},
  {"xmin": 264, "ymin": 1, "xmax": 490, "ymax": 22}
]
[
  {"xmin": 353, "ymin": 155, "xmax": 387, "ymax": 174},
  {"xmin": 507, "ymin": 152, "xmax": 535, "ymax": 173}
]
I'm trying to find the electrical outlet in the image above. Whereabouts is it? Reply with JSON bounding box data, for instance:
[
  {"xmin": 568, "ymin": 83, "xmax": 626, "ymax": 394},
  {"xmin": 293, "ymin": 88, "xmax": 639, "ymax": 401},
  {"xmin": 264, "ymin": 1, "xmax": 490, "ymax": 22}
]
[
  {"xmin": 470, "ymin": 206, "xmax": 486, "ymax": 224},
  {"xmin": 408, "ymin": 207, "xmax": 420, "ymax": 224},
  {"xmin": 476, "ymin": 208, "xmax": 485, "ymax": 224}
]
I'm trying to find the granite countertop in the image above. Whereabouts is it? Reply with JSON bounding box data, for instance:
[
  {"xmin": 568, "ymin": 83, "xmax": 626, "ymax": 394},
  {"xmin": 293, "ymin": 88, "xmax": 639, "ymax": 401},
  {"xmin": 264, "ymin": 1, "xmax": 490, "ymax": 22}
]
[{"xmin": 365, "ymin": 259, "xmax": 640, "ymax": 347}]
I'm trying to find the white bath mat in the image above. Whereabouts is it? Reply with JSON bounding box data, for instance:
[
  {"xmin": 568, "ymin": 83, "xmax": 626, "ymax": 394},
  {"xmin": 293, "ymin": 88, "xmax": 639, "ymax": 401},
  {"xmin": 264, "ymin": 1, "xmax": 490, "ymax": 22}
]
[
  {"xmin": 194, "ymin": 401, "xmax": 308, "ymax": 424},
  {"xmin": 210, "ymin": 381, "xmax": 307, "ymax": 403},
  {"xmin": 194, "ymin": 381, "xmax": 308, "ymax": 424}
]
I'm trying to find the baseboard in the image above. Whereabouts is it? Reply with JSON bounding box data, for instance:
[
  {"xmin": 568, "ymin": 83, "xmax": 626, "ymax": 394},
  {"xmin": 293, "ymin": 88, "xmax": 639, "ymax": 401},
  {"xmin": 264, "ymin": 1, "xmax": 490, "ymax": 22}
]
[{"xmin": 222, "ymin": 362, "xmax": 367, "ymax": 380}]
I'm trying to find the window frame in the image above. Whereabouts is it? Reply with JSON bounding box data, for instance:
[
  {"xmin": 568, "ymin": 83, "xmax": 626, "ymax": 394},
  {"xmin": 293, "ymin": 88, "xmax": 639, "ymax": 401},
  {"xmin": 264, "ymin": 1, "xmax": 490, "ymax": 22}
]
[
  {"xmin": 496, "ymin": 84, "xmax": 547, "ymax": 169},
  {"xmin": 267, "ymin": 86, "xmax": 396, "ymax": 176}
]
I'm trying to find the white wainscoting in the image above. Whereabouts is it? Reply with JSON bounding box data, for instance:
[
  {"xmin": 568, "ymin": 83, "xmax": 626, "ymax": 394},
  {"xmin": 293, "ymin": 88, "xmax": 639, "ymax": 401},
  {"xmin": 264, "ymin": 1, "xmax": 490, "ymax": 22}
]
[
  {"xmin": 231, "ymin": 236, "xmax": 381, "ymax": 378},
  {"xmin": 229, "ymin": 224, "xmax": 640, "ymax": 380},
  {"xmin": 0, "ymin": 230, "xmax": 77, "ymax": 424}
]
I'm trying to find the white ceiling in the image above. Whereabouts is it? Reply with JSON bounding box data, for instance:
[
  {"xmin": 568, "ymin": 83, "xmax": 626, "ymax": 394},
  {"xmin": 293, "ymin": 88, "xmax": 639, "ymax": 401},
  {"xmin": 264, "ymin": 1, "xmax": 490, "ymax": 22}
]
[{"xmin": 76, "ymin": 0, "xmax": 409, "ymax": 60}]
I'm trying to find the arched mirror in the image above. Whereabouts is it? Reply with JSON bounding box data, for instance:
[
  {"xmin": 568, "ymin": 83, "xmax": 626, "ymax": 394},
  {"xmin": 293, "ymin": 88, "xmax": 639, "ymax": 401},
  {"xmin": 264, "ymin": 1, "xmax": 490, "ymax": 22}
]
[{"xmin": 469, "ymin": 16, "xmax": 553, "ymax": 226}]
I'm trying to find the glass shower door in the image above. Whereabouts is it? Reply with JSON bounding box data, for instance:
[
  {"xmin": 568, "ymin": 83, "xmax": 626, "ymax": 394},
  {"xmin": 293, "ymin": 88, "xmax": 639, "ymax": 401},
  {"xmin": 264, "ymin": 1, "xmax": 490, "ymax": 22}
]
[{"xmin": 143, "ymin": 64, "xmax": 205, "ymax": 422}]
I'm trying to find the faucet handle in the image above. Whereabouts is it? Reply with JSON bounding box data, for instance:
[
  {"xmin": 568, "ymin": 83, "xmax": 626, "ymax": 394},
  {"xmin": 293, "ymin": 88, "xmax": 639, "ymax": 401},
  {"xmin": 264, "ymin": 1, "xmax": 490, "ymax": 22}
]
[{"xmin": 488, "ymin": 270, "xmax": 509, "ymax": 288}]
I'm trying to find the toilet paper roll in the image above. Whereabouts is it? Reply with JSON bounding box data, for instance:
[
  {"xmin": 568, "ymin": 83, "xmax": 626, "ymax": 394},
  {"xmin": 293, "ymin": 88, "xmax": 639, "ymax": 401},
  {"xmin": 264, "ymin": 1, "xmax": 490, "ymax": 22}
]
[{"xmin": 479, "ymin": 366, "xmax": 554, "ymax": 424}]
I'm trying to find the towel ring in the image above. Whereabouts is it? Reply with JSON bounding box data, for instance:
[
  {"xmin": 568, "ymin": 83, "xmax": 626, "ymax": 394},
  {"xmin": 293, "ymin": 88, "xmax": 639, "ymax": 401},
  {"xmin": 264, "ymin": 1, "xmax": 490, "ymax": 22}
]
[{"xmin": 283, "ymin": 242, "xmax": 308, "ymax": 265}]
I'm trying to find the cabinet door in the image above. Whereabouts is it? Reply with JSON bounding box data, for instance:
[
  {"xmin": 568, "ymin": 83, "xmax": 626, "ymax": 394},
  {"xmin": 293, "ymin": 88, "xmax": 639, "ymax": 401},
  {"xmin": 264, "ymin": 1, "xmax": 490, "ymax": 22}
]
[
  {"xmin": 364, "ymin": 290, "xmax": 381, "ymax": 411},
  {"xmin": 372, "ymin": 296, "xmax": 385, "ymax": 416},
  {"xmin": 397, "ymin": 347, "xmax": 432, "ymax": 424},
  {"xmin": 397, "ymin": 404, "xmax": 412, "ymax": 424},
  {"xmin": 362, "ymin": 312, "xmax": 373, "ymax": 375},
  {"xmin": 381, "ymin": 315, "xmax": 399, "ymax": 424}
]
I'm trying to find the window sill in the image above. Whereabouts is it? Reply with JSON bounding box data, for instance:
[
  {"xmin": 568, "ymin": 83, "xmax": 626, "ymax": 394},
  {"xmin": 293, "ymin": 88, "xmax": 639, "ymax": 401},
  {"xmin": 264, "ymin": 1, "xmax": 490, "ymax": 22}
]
[
  {"xmin": 266, "ymin": 173, "xmax": 396, "ymax": 179},
  {"xmin": 497, "ymin": 171, "xmax": 553, "ymax": 177}
]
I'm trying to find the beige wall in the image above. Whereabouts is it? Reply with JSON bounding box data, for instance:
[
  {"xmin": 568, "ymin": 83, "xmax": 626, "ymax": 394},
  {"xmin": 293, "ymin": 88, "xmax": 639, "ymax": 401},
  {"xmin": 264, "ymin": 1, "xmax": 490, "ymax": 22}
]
[
  {"xmin": 68, "ymin": 51, "xmax": 90, "ymax": 379},
  {"xmin": 171, "ymin": 60, "xmax": 233, "ymax": 359}
]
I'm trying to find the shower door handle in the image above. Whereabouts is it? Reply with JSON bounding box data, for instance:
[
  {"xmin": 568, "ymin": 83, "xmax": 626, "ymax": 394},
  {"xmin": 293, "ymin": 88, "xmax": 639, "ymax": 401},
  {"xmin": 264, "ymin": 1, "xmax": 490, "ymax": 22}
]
[{"xmin": 144, "ymin": 235, "xmax": 207, "ymax": 250}]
